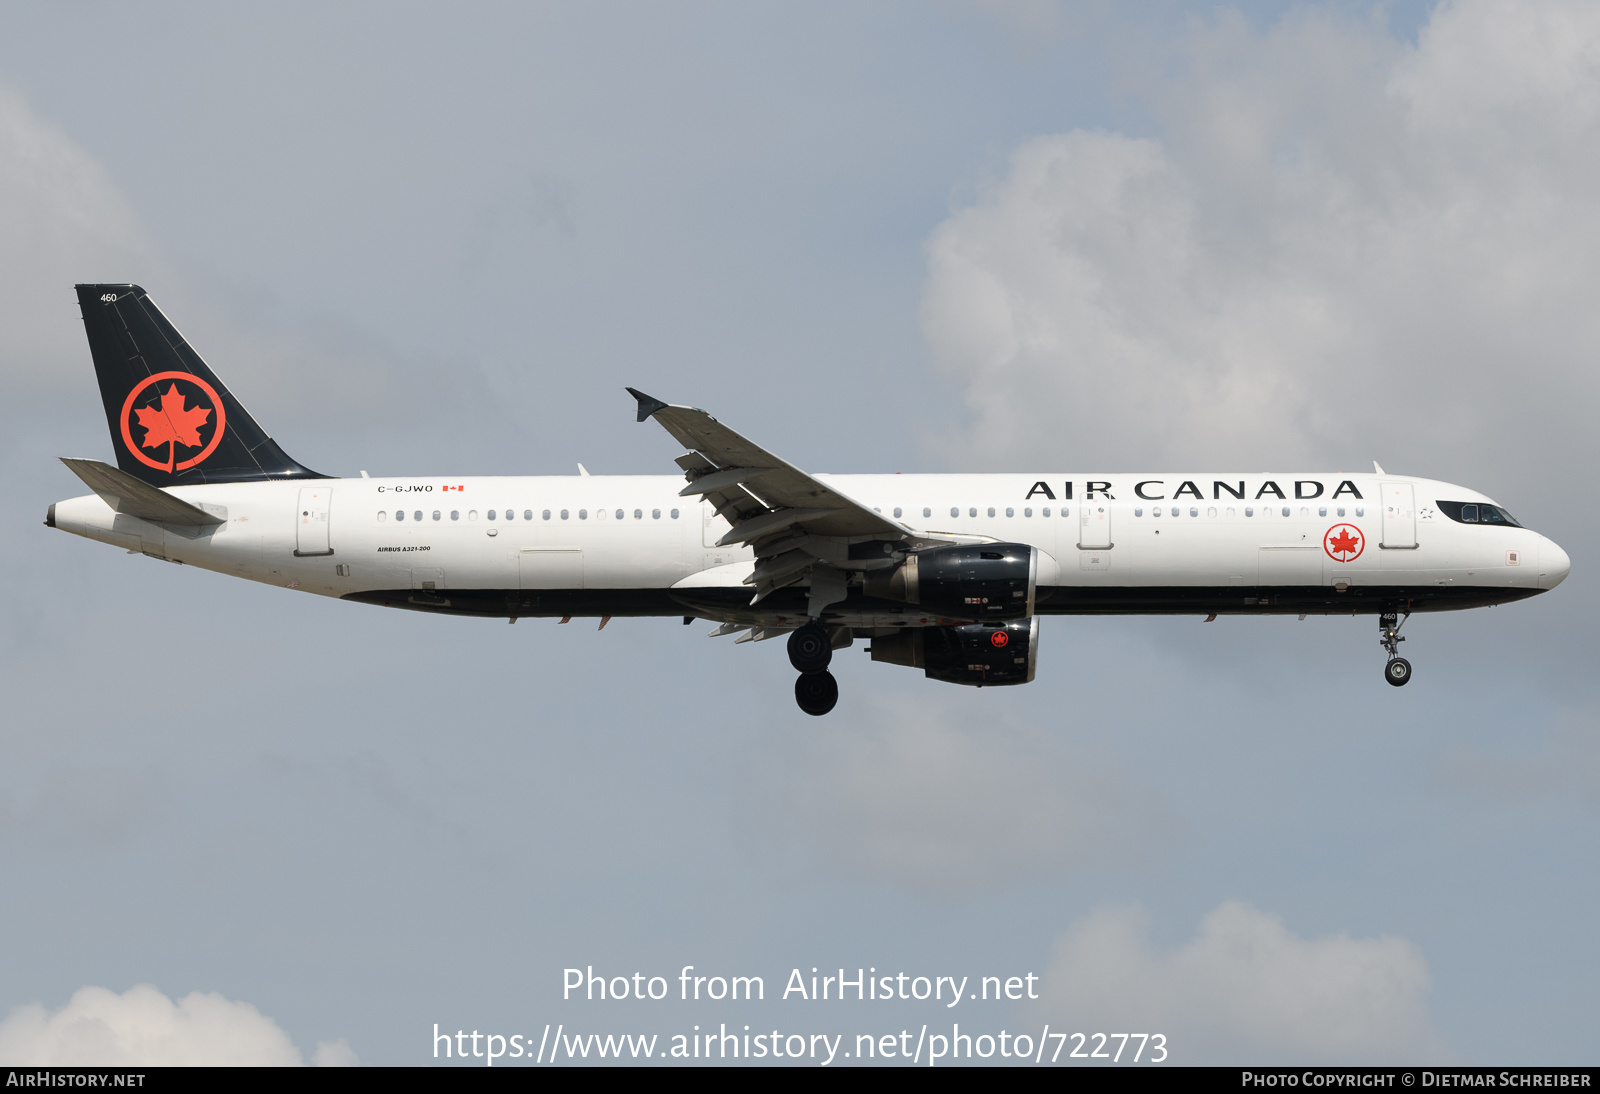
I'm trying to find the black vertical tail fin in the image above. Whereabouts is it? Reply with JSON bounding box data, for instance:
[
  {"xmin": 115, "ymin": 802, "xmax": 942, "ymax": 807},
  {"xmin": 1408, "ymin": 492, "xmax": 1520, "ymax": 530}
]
[{"xmin": 75, "ymin": 284, "xmax": 325, "ymax": 486}]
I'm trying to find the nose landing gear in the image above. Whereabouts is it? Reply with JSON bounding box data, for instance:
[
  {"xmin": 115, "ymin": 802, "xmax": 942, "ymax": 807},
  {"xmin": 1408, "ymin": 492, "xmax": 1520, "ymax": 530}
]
[
  {"xmin": 789, "ymin": 623, "xmax": 839, "ymax": 715},
  {"xmin": 1380, "ymin": 611, "xmax": 1412, "ymax": 687}
]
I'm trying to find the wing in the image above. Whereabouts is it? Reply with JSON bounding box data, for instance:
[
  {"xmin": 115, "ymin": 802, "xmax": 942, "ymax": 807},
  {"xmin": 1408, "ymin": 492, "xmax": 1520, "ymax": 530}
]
[{"xmin": 627, "ymin": 388, "xmax": 959, "ymax": 614}]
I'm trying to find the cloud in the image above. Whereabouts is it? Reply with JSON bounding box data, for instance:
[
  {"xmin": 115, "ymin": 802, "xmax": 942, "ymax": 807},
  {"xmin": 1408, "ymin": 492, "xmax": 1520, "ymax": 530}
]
[
  {"xmin": 0, "ymin": 984, "xmax": 356, "ymax": 1066},
  {"xmin": 786, "ymin": 697, "xmax": 1172, "ymax": 886},
  {"xmin": 921, "ymin": 0, "xmax": 1600, "ymax": 497},
  {"xmin": 1036, "ymin": 901, "xmax": 1443, "ymax": 1063},
  {"xmin": 0, "ymin": 82, "xmax": 421, "ymax": 436},
  {"xmin": 0, "ymin": 85, "xmax": 170, "ymax": 392}
]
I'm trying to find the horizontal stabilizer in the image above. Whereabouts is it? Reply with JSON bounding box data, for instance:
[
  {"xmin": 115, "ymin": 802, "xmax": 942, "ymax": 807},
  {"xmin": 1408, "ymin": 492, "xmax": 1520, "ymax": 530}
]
[{"xmin": 59, "ymin": 457, "xmax": 224, "ymax": 527}]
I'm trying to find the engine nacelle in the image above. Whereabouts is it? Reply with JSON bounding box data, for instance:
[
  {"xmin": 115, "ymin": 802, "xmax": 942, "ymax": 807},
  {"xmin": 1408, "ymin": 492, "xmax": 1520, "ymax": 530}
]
[
  {"xmin": 869, "ymin": 618, "xmax": 1038, "ymax": 687},
  {"xmin": 863, "ymin": 542, "xmax": 1037, "ymax": 621}
]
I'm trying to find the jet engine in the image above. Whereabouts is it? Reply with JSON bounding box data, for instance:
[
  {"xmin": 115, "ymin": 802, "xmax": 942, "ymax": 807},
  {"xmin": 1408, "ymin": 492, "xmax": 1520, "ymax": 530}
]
[
  {"xmin": 868, "ymin": 617, "xmax": 1038, "ymax": 686},
  {"xmin": 863, "ymin": 542, "xmax": 1038, "ymax": 621}
]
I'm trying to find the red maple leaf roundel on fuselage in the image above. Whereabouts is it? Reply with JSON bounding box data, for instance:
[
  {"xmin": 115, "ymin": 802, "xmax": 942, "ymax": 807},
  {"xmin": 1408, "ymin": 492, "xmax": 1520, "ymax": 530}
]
[{"xmin": 1324, "ymin": 524, "xmax": 1364, "ymax": 562}]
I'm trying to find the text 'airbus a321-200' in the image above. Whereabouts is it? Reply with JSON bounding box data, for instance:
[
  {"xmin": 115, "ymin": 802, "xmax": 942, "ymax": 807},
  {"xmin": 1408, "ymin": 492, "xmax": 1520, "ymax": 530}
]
[{"xmin": 48, "ymin": 285, "xmax": 1570, "ymax": 714}]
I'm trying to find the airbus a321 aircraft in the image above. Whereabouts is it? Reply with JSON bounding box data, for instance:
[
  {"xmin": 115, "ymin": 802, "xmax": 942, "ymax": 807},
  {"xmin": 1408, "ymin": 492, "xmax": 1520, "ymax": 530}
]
[{"xmin": 49, "ymin": 285, "xmax": 1571, "ymax": 715}]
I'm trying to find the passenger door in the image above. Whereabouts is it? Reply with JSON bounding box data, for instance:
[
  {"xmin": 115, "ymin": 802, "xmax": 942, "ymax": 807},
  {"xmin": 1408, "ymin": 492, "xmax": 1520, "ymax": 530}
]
[
  {"xmin": 294, "ymin": 487, "xmax": 333, "ymax": 556},
  {"xmin": 1380, "ymin": 482, "xmax": 1417, "ymax": 549}
]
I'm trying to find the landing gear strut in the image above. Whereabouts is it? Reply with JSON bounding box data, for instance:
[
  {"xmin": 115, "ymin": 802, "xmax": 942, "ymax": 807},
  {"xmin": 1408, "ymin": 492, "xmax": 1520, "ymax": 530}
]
[
  {"xmin": 789, "ymin": 623, "xmax": 838, "ymax": 715},
  {"xmin": 1380, "ymin": 611, "xmax": 1412, "ymax": 687}
]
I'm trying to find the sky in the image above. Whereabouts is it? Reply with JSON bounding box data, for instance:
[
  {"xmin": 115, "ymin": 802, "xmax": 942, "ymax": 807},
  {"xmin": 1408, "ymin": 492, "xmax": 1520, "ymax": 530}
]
[{"xmin": 0, "ymin": 0, "xmax": 1595, "ymax": 1067}]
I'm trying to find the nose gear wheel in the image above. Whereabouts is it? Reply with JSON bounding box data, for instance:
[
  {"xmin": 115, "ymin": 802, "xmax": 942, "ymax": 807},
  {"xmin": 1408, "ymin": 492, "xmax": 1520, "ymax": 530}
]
[{"xmin": 1379, "ymin": 611, "xmax": 1412, "ymax": 687}]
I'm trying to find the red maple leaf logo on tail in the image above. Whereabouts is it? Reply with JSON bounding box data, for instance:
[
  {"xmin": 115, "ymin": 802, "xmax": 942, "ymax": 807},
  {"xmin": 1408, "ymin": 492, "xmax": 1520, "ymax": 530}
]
[{"xmin": 134, "ymin": 383, "xmax": 212, "ymax": 472}]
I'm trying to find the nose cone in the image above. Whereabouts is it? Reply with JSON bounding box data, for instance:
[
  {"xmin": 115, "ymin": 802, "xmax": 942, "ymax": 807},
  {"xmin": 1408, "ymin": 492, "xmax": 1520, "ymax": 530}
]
[{"xmin": 1540, "ymin": 538, "xmax": 1571, "ymax": 590}]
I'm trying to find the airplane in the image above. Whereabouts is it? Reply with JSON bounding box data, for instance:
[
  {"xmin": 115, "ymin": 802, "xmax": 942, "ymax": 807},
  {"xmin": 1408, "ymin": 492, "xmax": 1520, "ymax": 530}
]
[{"xmin": 48, "ymin": 285, "xmax": 1571, "ymax": 715}]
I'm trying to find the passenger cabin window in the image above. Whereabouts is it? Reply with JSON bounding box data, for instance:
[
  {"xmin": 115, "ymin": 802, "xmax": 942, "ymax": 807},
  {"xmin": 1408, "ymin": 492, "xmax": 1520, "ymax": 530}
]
[
  {"xmin": 923, "ymin": 507, "xmax": 931, "ymax": 518},
  {"xmin": 1005, "ymin": 507, "xmax": 1013, "ymax": 517},
  {"xmin": 1208, "ymin": 507, "xmax": 1217, "ymax": 517},
  {"xmin": 543, "ymin": 510, "xmax": 552, "ymax": 520},
  {"xmin": 671, "ymin": 509, "xmax": 680, "ymax": 519},
  {"xmin": 969, "ymin": 508, "xmax": 977, "ymax": 518},
  {"xmin": 988, "ymin": 507, "xmax": 996, "ymax": 518},
  {"xmin": 1135, "ymin": 508, "xmax": 1144, "ymax": 517},
  {"xmin": 951, "ymin": 508, "xmax": 959, "ymax": 518},
  {"xmin": 1337, "ymin": 507, "xmax": 1345, "ymax": 517},
  {"xmin": 525, "ymin": 510, "xmax": 533, "ymax": 521},
  {"xmin": 451, "ymin": 510, "xmax": 459, "ymax": 521},
  {"xmin": 1042, "ymin": 507, "xmax": 1051, "ymax": 517},
  {"xmin": 395, "ymin": 510, "xmax": 404, "ymax": 521},
  {"xmin": 615, "ymin": 509, "xmax": 624, "ymax": 520},
  {"xmin": 560, "ymin": 510, "xmax": 569, "ymax": 520},
  {"xmin": 1245, "ymin": 507, "xmax": 1254, "ymax": 517},
  {"xmin": 432, "ymin": 511, "xmax": 441, "ymax": 521},
  {"xmin": 377, "ymin": 511, "xmax": 387, "ymax": 522},
  {"xmin": 1437, "ymin": 500, "xmax": 1522, "ymax": 527},
  {"xmin": 579, "ymin": 509, "xmax": 588, "ymax": 520},
  {"xmin": 1281, "ymin": 507, "xmax": 1290, "ymax": 517},
  {"xmin": 414, "ymin": 510, "xmax": 423, "ymax": 522},
  {"xmin": 893, "ymin": 507, "xmax": 902, "ymax": 518},
  {"xmin": 652, "ymin": 509, "xmax": 661, "ymax": 519},
  {"xmin": 1024, "ymin": 508, "xmax": 1032, "ymax": 517},
  {"xmin": 1170, "ymin": 507, "xmax": 1179, "ymax": 517},
  {"xmin": 1190, "ymin": 507, "xmax": 1199, "ymax": 517},
  {"xmin": 488, "ymin": 510, "xmax": 496, "ymax": 521},
  {"xmin": 1318, "ymin": 507, "xmax": 1327, "ymax": 517},
  {"xmin": 634, "ymin": 509, "xmax": 643, "ymax": 519},
  {"xmin": 1061, "ymin": 507, "xmax": 1070, "ymax": 517}
]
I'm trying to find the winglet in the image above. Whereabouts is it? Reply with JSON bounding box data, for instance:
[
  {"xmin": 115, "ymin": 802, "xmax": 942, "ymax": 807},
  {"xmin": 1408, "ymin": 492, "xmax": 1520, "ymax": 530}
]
[
  {"xmin": 626, "ymin": 387, "xmax": 670, "ymax": 423},
  {"xmin": 1373, "ymin": 460, "xmax": 1386, "ymax": 475}
]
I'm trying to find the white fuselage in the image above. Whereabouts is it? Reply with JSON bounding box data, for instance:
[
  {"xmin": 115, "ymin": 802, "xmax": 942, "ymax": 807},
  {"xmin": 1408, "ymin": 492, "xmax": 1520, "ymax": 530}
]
[{"xmin": 50, "ymin": 472, "xmax": 1570, "ymax": 616}]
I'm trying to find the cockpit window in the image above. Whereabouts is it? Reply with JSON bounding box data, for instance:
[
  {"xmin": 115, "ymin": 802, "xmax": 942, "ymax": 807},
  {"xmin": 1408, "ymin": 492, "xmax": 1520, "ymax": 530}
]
[{"xmin": 1437, "ymin": 500, "xmax": 1522, "ymax": 527}]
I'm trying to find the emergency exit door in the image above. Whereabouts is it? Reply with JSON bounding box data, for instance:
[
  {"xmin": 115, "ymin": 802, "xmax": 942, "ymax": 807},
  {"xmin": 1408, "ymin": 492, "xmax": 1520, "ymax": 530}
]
[
  {"xmin": 295, "ymin": 487, "xmax": 333, "ymax": 556},
  {"xmin": 1079, "ymin": 502, "xmax": 1113, "ymax": 549}
]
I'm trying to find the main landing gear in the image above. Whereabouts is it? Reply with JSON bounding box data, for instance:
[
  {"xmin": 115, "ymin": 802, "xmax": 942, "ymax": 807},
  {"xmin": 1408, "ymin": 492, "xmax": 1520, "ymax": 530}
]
[
  {"xmin": 788, "ymin": 623, "xmax": 838, "ymax": 716},
  {"xmin": 1380, "ymin": 611, "xmax": 1412, "ymax": 687}
]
